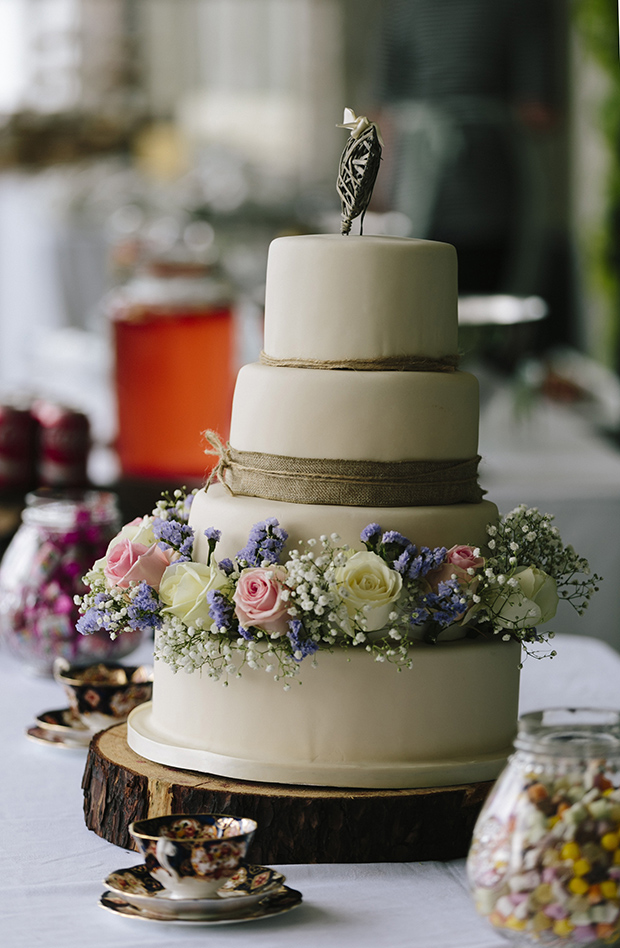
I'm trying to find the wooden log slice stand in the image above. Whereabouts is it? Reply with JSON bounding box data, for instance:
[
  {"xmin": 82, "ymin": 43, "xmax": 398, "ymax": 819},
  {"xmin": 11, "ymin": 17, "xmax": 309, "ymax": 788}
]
[{"xmin": 82, "ymin": 724, "xmax": 492, "ymax": 863}]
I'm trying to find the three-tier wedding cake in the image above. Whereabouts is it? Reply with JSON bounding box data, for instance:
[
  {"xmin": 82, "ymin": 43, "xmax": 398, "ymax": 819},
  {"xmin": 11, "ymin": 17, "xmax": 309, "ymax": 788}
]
[{"xmin": 127, "ymin": 232, "xmax": 521, "ymax": 789}]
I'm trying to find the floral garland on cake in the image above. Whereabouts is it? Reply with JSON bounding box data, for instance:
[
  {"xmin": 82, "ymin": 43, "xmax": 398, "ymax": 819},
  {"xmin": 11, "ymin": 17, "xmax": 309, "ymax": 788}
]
[{"xmin": 74, "ymin": 489, "xmax": 600, "ymax": 685}]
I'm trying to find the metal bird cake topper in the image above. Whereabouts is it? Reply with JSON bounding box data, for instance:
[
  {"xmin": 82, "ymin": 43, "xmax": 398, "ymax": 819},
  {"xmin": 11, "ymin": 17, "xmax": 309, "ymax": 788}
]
[{"xmin": 336, "ymin": 108, "xmax": 383, "ymax": 236}]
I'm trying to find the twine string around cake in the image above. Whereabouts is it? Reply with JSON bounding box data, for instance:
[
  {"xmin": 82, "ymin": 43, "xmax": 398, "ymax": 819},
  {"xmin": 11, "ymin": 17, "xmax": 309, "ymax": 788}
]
[
  {"xmin": 259, "ymin": 350, "xmax": 459, "ymax": 372},
  {"xmin": 204, "ymin": 429, "xmax": 235, "ymax": 495},
  {"xmin": 203, "ymin": 431, "xmax": 484, "ymax": 507}
]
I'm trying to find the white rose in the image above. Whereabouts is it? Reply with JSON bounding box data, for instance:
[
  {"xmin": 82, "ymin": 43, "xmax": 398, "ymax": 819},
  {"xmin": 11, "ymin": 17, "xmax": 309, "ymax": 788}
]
[
  {"xmin": 490, "ymin": 566, "xmax": 559, "ymax": 630},
  {"xmin": 107, "ymin": 516, "xmax": 157, "ymax": 554},
  {"xmin": 159, "ymin": 561, "xmax": 228, "ymax": 627},
  {"xmin": 83, "ymin": 557, "xmax": 107, "ymax": 587},
  {"xmin": 334, "ymin": 551, "xmax": 402, "ymax": 631},
  {"xmin": 89, "ymin": 517, "xmax": 160, "ymax": 582}
]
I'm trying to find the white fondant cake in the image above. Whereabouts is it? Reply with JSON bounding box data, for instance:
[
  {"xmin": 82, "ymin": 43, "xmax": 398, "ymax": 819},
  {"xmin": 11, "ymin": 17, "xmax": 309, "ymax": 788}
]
[
  {"xmin": 128, "ymin": 234, "xmax": 520, "ymax": 789},
  {"xmin": 133, "ymin": 638, "xmax": 519, "ymax": 789},
  {"xmin": 230, "ymin": 364, "xmax": 479, "ymax": 461},
  {"xmin": 190, "ymin": 485, "xmax": 498, "ymax": 566},
  {"xmin": 263, "ymin": 234, "xmax": 458, "ymax": 361}
]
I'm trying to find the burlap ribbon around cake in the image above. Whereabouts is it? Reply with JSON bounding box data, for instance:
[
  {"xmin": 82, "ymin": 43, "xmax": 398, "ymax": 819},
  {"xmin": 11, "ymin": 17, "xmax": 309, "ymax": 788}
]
[
  {"xmin": 204, "ymin": 431, "xmax": 484, "ymax": 507},
  {"xmin": 259, "ymin": 350, "xmax": 459, "ymax": 372}
]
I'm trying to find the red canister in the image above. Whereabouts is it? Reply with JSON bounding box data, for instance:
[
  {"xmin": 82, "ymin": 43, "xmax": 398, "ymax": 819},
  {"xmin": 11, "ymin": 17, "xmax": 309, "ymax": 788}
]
[
  {"xmin": 0, "ymin": 405, "xmax": 38, "ymax": 496},
  {"xmin": 33, "ymin": 402, "xmax": 90, "ymax": 489},
  {"xmin": 108, "ymin": 257, "xmax": 235, "ymax": 480}
]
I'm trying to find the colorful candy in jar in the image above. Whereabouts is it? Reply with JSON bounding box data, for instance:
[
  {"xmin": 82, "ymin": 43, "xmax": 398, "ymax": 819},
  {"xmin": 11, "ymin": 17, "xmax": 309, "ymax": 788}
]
[{"xmin": 468, "ymin": 711, "xmax": 620, "ymax": 946}]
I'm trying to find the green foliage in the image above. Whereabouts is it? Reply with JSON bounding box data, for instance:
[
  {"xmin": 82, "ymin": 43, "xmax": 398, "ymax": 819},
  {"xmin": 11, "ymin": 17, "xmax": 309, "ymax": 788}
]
[{"xmin": 574, "ymin": 0, "xmax": 620, "ymax": 364}]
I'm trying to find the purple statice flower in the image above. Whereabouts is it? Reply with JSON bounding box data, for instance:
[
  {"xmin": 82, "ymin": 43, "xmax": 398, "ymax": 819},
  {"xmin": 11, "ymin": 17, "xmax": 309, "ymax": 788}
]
[
  {"xmin": 127, "ymin": 581, "xmax": 163, "ymax": 633},
  {"xmin": 287, "ymin": 619, "xmax": 319, "ymax": 662},
  {"xmin": 381, "ymin": 530, "xmax": 411, "ymax": 548},
  {"xmin": 394, "ymin": 545, "xmax": 417, "ymax": 576},
  {"xmin": 428, "ymin": 546, "xmax": 448, "ymax": 569},
  {"xmin": 152, "ymin": 516, "xmax": 194, "ymax": 560},
  {"xmin": 360, "ymin": 523, "xmax": 382, "ymax": 551},
  {"xmin": 75, "ymin": 608, "xmax": 105, "ymax": 635},
  {"xmin": 206, "ymin": 589, "xmax": 238, "ymax": 634},
  {"xmin": 431, "ymin": 578, "xmax": 467, "ymax": 627},
  {"xmin": 395, "ymin": 545, "xmax": 447, "ymax": 580},
  {"xmin": 77, "ymin": 593, "xmax": 117, "ymax": 636},
  {"xmin": 409, "ymin": 603, "xmax": 430, "ymax": 627},
  {"xmin": 218, "ymin": 558, "xmax": 235, "ymax": 576},
  {"xmin": 238, "ymin": 626, "xmax": 256, "ymax": 641},
  {"xmin": 380, "ymin": 530, "xmax": 415, "ymax": 567},
  {"xmin": 410, "ymin": 578, "xmax": 466, "ymax": 631},
  {"xmin": 203, "ymin": 527, "xmax": 221, "ymax": 566},
  {"xmin": 236, "ymin": 518, "xmax": 288, "ymax": 567}
]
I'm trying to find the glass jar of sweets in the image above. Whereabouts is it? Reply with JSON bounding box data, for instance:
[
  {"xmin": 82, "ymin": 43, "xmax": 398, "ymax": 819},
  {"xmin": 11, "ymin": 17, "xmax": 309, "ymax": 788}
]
[
  {"xmin": 0, "ymin": 489, "xmax": 141, "ymax": 674},
  {"xmin": 467, "ymin": 708, "xmax": 620, "ymax": 947}
]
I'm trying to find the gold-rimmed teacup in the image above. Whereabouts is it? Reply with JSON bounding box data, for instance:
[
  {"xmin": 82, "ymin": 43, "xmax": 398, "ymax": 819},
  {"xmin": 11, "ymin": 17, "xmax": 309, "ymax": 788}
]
[{"xmin": 128, "ymin": 814, "xmax": 257, "ymax": 900}]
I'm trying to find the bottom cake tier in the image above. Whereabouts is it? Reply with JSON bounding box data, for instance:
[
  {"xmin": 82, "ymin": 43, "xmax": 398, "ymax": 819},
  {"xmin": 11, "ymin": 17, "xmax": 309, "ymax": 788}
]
[{"xmin": 128, "ymin": 637, "xmax": 521, "ymax": 789}]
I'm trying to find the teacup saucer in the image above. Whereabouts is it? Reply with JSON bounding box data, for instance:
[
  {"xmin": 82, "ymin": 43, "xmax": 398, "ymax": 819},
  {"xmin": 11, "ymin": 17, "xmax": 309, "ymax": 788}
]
[
  {"xmin": 99, "ymin": 885, "xmax": 302, "ymax": 925},
  {"xmin": 36, "ymin": 708, "xmax": 93, "ymax": 735},
  {"xmin": 26, "ymin": 725, "xmax": 89, "ymax": 750},
  {"xmin": 27, "ymin": 708, "xmax": 94, "ymax": 748},
  {"xmin": 104, "ymin": 863, "xmax": 286, "ymax": 919}
]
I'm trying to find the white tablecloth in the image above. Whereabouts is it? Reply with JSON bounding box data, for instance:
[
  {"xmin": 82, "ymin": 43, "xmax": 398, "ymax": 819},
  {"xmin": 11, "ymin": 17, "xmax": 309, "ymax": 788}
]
[{"xmin": 0, "ymin": 634, "xmax": 617, "ymax": 948}]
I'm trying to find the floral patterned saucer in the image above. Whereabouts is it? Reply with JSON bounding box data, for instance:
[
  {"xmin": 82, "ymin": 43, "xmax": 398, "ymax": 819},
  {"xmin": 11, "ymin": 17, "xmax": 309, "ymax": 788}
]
[
  {"xmin": 26, "ymin": 724, "xmax": 89, "ymax": 750},
  {"xmin": 103, "ymin": 863, "xmax": 287, "ymax": 920},
  {"xmin": 26, "ymin": 708, "xmax": 95, "ymax": 748},
  {"xmin": 99, "ymin": 885, "xmax": 302, "ymax": 925},
  {"xmin": 37, "ymin": 708, "xmax": 93, "ymax": 736}
]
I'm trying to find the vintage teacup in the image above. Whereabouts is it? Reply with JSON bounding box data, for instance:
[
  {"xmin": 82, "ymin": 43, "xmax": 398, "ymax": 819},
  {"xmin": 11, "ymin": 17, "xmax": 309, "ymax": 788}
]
[
  {"xmin": 53, "ymin": 658, "xmax": 153, "ymax": 731},
  {"xmin": 128, "ymin": 814, "xmax": 257, "ymax": 899}
]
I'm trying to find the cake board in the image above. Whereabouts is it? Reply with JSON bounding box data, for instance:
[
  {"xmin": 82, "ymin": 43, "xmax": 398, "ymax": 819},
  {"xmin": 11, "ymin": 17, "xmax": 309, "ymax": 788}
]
[{"xmin": 82, "ymin": 723, "xmax": 493, "ymax": 863}]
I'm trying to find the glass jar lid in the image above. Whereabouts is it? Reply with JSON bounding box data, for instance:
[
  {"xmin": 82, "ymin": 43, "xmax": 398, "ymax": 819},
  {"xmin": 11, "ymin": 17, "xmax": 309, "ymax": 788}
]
[
  {"xmin": 515, "ymin": 708, "xmax": 620, "ymax": 758},
  {"xmin": 21, "ymin": 488, "xmax": 120, "ymax": 531}
]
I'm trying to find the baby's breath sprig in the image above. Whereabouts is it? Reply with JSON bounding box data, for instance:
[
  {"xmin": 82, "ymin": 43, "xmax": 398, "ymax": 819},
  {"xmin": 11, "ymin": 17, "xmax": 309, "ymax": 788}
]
[
  {"xmin": 476, "ymin": 506, "xmax": 601, "ymax": 652},
  {"xmin": 151, "ymin": 487, "xmax": 197, "ymax": 561}
]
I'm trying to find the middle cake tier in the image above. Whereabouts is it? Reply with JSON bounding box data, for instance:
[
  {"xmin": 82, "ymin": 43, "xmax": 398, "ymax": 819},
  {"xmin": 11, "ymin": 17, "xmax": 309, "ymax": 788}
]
[
  {"xmin": 191, "ymin": 484, "xmax": 498, "ymax": 564},
  {"xmin": 228, "ymin": 363, "xmax": 479, "ymax": 461}
]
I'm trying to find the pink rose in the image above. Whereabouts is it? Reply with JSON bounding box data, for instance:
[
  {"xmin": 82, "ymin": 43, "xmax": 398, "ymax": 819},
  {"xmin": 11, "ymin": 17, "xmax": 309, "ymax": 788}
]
[
  {"xmin": 104, "ymin": 538, "xmax": 172, "ymax": 590},
  {"xmin": 426, "ymin": 545, "xmax": 484, "ymax": 592},
  {"xmin": 233, "ymin": 567, "xmax": 290, "ymax": 636}
]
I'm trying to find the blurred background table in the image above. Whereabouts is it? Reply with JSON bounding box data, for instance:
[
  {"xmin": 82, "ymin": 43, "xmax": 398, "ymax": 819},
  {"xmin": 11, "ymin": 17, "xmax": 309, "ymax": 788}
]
[{"xmin": 478, "ymin": 387, "xmax": 620, "ymax": 651}]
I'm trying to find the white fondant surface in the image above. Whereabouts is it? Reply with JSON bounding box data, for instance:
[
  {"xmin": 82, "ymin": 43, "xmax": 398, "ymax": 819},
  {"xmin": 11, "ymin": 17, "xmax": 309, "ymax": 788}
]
[
  {"xmin": 230, "ymin": 364, "xmax": 479, "ymax": 461},
  {"xmin": 263, "ymin": 235, "xmax": 458, "ymax": 361},
  {"xmin": 130, "ymin": 639, "xmax": 520, "ymax": 789},
  {"xmin": 190, "ymin": 484, "xmax": 498, "ymax": 564},
  {"xmin": 145, "ymin": 233, "xmax": 514, "ymax": 790}
]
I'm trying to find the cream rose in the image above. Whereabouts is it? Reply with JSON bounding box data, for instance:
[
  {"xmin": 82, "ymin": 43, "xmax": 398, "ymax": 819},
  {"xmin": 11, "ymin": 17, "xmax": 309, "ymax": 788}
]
[
  {"xmin": 490, "ymin": 566, "xmax": 559, "ymax": 630},
  {"xmin": 108, "ymin": 516, "xmax": 157, "ymax": 553},
  {"xmin": 335, "ymin": 551, "xmax": 402, "ymax": 631},
  {"xmin": 159, "ymin": 561, "xmax": 228, "ymax": 627}
]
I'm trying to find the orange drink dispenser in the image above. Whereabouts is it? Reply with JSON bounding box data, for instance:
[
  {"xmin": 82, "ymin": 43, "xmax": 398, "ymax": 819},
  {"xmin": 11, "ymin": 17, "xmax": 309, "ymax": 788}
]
[{"xmin": 108, "ymin": 258, "xmax": 235, "ymax": 480}]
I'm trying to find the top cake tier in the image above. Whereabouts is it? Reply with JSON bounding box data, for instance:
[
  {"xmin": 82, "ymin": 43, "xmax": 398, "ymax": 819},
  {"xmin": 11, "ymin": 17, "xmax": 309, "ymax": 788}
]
[{"xmin": 263, "ymin": 234, "xmax": 458, "ymax": 363}]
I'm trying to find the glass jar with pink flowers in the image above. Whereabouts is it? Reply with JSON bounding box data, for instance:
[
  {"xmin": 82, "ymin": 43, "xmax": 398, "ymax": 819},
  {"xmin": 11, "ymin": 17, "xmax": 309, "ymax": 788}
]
[{"xmin": 0, "ymin": 489, "xmax": 142, "ymax": 674}]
